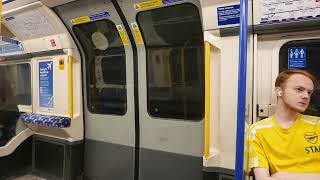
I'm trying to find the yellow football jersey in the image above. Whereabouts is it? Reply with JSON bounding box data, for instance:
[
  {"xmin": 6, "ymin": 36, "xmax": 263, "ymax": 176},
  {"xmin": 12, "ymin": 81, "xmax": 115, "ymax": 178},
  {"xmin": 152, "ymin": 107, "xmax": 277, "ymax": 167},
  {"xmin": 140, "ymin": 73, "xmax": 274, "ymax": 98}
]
[{"xmin": 247, "ymin": 114, "xmax": 320, "ymax": 175}]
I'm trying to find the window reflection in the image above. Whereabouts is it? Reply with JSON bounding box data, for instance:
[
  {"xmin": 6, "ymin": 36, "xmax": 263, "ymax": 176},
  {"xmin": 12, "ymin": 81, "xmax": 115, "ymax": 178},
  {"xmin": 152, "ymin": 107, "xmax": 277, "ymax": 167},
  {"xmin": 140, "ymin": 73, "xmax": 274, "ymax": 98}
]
[
  {"xmin": 0, "ymin": 63, "xmax": 31, "ymax": 106},
  {"xmin": 279, "ymin": 39, "xmax": 320, "ymax": 116}
]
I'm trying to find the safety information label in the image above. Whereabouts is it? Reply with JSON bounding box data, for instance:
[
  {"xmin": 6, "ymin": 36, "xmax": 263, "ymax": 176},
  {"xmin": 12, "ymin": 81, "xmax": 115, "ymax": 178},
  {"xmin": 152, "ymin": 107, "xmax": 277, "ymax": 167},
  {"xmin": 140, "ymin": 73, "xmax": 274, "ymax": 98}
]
[
  {"xmin": 71, "ymin": 16, "xmax": 90, "ymax": 24},
  {"xmin": 117, "ymin": 25, "xmax": 129, "ymax": 46},
  {"xmin": 135, "ymin": 0, "xmax": 182, "ymax": 10},
  {"xmin": 131, "ymin": 22, "xmax": 144, "ymax": 45},
  {"xmin": 288, "ymin": 47, "xmax": 307, "ymax": 69},
  {"xmin": 217, "ymin": 4, "xmax": 240, "ymax": 26},
  {"xmin": 39, "ymin": 61, "xmax": 54, "ymax": 108},
  {"xmin": 71, "ymin": 11, "xmax": 110, "ymax": 25},
  {"xmin": 261, "ymin": 0, "xmax": 320, "ymax": 23}
]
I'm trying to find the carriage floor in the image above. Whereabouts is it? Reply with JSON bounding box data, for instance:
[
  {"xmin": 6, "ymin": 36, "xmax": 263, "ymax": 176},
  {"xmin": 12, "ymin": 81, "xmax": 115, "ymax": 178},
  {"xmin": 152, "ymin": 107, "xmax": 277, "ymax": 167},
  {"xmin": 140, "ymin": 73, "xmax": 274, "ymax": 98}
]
[{"xmin": 9, "ymin": 174, "xmax": 46, "ymax": 180}]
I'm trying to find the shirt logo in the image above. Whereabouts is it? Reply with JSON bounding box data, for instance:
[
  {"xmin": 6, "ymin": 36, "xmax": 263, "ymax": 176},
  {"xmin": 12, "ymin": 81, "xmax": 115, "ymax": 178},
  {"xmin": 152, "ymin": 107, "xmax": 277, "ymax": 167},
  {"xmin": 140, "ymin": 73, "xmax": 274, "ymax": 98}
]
[{"xmin": 304, "ymin": 132, "xmax": 318, "ymax": 144}]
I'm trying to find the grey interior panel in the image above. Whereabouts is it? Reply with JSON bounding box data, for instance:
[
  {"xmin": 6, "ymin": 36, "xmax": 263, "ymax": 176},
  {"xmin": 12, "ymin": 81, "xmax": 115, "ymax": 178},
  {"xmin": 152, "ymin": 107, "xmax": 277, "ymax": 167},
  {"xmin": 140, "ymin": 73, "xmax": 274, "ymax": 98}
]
[
  {"xmin": 84, "ymin": 140, "xmax": 134, "ymax": 180},
  {"xmin": 140, "ymin": 148, "xmax": 203, "ymax": 180}
]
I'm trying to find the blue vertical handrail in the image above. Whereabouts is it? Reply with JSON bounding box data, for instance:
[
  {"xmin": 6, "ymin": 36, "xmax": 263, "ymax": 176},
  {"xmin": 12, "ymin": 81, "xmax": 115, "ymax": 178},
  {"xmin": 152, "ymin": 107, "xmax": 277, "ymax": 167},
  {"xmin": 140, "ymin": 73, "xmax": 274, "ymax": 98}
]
[{"xmin": 235, "ymin": 0, "xmax": 248, "ymax": 180}]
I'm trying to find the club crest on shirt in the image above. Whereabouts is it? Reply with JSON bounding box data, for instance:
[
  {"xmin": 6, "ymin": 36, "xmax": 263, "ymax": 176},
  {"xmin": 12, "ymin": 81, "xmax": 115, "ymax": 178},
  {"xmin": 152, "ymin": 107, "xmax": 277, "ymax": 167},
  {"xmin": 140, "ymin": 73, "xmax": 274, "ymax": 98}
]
[{"xmin": 304, "ymin": 132, "xmax": 318, "ymax": 144}]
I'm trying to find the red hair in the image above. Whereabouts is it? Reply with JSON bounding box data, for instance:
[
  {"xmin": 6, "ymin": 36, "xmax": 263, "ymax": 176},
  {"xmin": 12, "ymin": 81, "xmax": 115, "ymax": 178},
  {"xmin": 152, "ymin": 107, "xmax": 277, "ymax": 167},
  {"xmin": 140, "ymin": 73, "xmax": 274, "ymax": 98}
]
[{"xmin": 275, "ymin": 69, "xmax": 317, "ymax": 87}]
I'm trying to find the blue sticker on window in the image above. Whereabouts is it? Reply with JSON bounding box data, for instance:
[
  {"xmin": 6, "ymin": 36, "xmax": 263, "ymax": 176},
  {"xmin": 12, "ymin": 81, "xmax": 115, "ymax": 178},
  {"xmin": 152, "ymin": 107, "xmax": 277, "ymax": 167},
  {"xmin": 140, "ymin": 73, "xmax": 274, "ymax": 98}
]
[
  {"xmin": 39, "ymin": 61, "xmax": 54, "ymax": 108},
  {"xmin": 162, "ymin": 0, "xmax": 182, "ymax": 4},
  {"xmin": 217, "ymin": 4, "xmax": 240, "ymax": 26},
  {"xmin": 288, "ymin": 47, "xmax": 306, "ymax": 69}
]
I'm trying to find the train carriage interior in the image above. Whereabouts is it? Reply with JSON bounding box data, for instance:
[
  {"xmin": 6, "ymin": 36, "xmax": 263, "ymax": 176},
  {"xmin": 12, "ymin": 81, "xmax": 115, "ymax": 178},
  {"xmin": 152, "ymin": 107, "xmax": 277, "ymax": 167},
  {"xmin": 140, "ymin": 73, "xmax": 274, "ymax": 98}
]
[{"xmin": 0, "ymin": 0, "xmax": 318, "ymax": 180}]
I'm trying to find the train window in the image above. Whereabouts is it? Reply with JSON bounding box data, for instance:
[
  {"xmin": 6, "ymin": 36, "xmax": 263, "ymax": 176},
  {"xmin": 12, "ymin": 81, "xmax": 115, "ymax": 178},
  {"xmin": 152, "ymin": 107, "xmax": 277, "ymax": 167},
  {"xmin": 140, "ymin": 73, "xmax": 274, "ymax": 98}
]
[
  {"xmin": 0, "ymin": 63, "xmax": 31, "ymax": 106},
  {"xmin": 137, "ymin": 3, "xmax": 204, "ymax": 120},
  {"xmin": 279, "ymin": 39, "xmax": 320, "ymax": 116},
  {"xmin": 73, "ymin": 20, "xmax": 127, "ymax": 115}
]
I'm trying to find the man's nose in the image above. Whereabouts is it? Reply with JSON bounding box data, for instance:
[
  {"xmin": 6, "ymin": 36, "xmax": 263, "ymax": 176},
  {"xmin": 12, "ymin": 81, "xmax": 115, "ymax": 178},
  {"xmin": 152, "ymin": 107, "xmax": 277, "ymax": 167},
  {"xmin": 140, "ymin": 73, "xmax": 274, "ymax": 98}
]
[{"xmin": 302, "ymin": 91, "xmax": 310, "ymax": 99}]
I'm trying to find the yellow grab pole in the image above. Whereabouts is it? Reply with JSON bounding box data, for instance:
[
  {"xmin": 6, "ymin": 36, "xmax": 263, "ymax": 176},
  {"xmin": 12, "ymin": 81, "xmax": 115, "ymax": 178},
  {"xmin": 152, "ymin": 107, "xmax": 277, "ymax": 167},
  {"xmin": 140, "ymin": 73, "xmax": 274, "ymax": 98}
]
[
  {"xmin": 68, "ymin": 56, "xmax": 74, "ymax": 119},
  {"xmin": 204, "ymin": 42, "xmax": 211, "ymax": 159}
]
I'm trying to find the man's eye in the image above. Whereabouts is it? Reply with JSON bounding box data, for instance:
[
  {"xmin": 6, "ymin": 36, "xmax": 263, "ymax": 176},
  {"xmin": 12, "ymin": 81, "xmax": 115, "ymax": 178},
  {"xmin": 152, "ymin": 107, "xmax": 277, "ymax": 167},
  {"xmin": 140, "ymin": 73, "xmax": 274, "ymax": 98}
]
[{"xmin": 295, "ymin": 88, "xmax": 303, "ymax": 92}]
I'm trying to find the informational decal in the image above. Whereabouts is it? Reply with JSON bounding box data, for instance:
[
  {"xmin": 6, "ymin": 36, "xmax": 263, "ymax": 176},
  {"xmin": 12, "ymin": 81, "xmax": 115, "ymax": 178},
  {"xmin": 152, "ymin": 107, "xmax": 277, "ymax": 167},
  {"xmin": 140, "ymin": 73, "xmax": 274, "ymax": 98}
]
[
  {"xmin": 89, "ymin": 12, "xmax": 110, "ymax": 21},
  {"xmin": 0, "ymin": 43, "xmax": 24, "ymax": 55},
  {"xmin": 39, "ymin": 61, "xmax": 54, "ymax": 108},
  {"xmin": 134, "ymin": 0, "xmax": 183, "ymax": 10},
  {"xmin": 135, "ymin": 0, "xmax": 162, "ymax": 10},
  {"xmin": 50, "ymin": 39, "xmax": 56, "ymax": 47},
  {"xmin": 3, "ymin": 0, "xmax": 15, "ymax": 5},
  {"xmin": 131, "ymin": 22, "xmax": 144, "ymax": 45},
  {"xmin": 288, "ymin": 47, "xmax": 306, "ymax": 69},
  {"xmin": 71, "ymin": 11, "xmax": 110, "ymax": 25},
  {"xmin": 217, "ymin": 4, "xmax": 240, "ymax": 26},
  {"xmin": 59, "ymin": 58, "xmax": 64, "ymax": 70},
  {"xmin": 261, "ymin": 0, "xmax": 320, "ymax": 23},
  {"xmin": 0, "ymin": 37, "xmax": 20, "ymax": 45},
  {"xmin": 4, "ymin": 10, "xmax": 55, "ymax": 39},
  {"xmin": 116, "ymin": 25, "xmax": 129, "ymax": 46},
  {"xmin": 71, "ymin": 16, "xmax": 90, "ymax": 25}
]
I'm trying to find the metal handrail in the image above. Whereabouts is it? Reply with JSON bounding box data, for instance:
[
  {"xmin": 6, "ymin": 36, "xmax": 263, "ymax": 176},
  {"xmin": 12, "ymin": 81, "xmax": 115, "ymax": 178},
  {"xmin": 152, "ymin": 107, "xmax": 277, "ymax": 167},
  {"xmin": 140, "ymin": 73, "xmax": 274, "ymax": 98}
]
[
  {"xmin": 204, "ymin": 41, "xmax": 211, "ymax": 159},
  {"xmin": 68, "ymin": 56, "xmax": 74, "ymax": 119},
  {"xmin": 235, "ymin": 0, "xmax": 249, "ymax": 179}
]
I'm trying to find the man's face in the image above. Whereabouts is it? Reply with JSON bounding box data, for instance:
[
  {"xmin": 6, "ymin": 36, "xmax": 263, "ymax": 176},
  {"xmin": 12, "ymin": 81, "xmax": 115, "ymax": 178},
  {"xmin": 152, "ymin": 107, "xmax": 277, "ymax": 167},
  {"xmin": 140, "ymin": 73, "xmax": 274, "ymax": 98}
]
[{"xmin": 280, "ymin": 74, "xmax": 314, "ymax": 113}]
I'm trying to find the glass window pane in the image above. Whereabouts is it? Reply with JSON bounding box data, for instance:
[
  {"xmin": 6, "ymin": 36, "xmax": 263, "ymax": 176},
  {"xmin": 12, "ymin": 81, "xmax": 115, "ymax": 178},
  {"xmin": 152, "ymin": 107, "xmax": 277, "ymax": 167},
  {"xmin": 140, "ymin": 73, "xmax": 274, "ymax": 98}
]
[
  {"xmin": 0, "ymin": 63, "xmax": 31, "ymax": 108},
  {"xmin": 137, "ymin": 3, "xmax": 204, "ymax": 120},
  {"xmin": 73, "ymin": 20, "xmax": 127, "ymax": 115},
  {"xmin": 279, "ymin": 39, "xmax": 320, "ymax": 116}
]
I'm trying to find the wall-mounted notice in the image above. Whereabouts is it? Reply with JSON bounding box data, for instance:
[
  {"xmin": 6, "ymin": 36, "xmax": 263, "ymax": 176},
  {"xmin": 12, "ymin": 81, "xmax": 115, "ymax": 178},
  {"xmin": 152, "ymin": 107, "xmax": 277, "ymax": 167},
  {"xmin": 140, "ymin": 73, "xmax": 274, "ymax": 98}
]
[
  {"xmin": 261, "ymin": 0, "xmax": 320, "ymax": 23},
  {"xmin": 39, "ymin": 61, "xmax": 54, "ymax": 109},
  {"xmin": 288, "ymin": 47, "xmax": 306, "ymax": 69},
  {"xmin": 217, "ymin": 4, "xmax": 240, "ymax": 26}
]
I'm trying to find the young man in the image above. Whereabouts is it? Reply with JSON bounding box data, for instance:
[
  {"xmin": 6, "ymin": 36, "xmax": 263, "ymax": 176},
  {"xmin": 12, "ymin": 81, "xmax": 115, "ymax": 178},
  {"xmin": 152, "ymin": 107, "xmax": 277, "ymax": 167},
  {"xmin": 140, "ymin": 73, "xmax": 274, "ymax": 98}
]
[{"xmin": 248, "ymin": 69, "xmax": 320, "ymax": 180}]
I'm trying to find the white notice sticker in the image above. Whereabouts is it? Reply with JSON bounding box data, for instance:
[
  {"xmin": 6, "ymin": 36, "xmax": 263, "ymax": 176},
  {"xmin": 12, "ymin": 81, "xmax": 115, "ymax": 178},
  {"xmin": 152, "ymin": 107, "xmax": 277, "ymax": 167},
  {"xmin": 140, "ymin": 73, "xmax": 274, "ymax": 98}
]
[{"xmin": 4, "ymin": 10, "xmax": 55, "ymax": 39}]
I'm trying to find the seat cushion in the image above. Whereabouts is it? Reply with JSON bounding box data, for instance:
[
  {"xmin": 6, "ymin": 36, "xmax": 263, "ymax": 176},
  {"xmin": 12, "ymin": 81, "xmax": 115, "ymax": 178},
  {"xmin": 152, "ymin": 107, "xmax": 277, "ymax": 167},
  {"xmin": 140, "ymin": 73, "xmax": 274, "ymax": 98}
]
[{"xmin": 20, "ymin": 113, "xmax": 71, "ymax": 128}]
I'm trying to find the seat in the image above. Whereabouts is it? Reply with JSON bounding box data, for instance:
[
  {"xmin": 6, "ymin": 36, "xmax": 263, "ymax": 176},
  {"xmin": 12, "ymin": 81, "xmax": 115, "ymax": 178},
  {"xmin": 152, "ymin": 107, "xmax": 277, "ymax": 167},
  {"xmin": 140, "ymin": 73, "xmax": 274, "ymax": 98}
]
[{"xmin": 20, "ymin": 113, "xmax": 71, "ymax": 128}]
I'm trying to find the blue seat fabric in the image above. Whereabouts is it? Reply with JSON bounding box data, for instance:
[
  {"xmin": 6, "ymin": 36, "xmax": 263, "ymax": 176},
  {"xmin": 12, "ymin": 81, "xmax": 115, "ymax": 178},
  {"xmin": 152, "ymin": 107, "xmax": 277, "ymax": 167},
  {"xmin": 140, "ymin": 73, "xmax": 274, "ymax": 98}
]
[{"xmin": 20, "ymin": 113, "xmax": 71, "ymax": 128}]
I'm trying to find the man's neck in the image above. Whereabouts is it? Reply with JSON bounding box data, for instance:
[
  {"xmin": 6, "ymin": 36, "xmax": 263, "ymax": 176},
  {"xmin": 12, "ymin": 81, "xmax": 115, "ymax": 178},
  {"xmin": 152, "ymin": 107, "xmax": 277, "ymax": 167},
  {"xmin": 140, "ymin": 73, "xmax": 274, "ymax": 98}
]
[{"xmin": 274, "ymin": 105, "xmax": 298, "ymax": 129}]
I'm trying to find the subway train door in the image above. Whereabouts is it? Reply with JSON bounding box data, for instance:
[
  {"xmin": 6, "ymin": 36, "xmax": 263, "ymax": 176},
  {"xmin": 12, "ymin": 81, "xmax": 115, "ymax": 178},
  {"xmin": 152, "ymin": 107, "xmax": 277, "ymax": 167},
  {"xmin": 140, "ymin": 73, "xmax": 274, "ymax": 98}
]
[
  {"xmin": 256, "ymin": 31, "xmax": 320, "ymax": 120},
  {"xmin": 55, "ymin": 1, "xmax": 136, "ymax": 180},
  {"xmin": 119, "ymin": 1, "xmax": 204, "ymax": 180}
]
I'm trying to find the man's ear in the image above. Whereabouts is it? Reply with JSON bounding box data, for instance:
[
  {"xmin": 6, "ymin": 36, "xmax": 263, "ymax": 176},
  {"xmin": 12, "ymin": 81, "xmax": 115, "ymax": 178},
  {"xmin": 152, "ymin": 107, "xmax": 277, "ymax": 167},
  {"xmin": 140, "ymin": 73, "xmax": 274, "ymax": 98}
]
[{"xmin": 275, "ymin": 87, "xmax": 282, "ymax": 97}]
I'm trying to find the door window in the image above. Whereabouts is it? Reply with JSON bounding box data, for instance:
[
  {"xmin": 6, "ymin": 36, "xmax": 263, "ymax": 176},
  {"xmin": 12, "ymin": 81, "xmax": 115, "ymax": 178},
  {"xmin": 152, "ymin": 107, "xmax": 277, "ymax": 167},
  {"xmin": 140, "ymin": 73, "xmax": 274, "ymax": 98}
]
[
  {"xmin": 73, "ymin": 20, "xmax": 127, "ymax": 115},
  {"xmin": 137, "ymin": 3, "xmax": 204, "ymax": 120}
]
